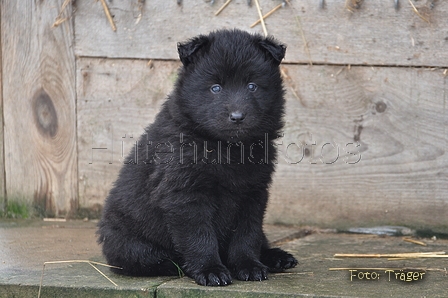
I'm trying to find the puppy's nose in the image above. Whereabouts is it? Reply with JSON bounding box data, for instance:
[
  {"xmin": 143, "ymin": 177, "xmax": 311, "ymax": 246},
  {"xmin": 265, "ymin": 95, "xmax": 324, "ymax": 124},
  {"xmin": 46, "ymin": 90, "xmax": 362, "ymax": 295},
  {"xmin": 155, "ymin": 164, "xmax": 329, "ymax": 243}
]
[{"xmin": 229, "ymin": 111, "xmax": 246, "ymax": 123}]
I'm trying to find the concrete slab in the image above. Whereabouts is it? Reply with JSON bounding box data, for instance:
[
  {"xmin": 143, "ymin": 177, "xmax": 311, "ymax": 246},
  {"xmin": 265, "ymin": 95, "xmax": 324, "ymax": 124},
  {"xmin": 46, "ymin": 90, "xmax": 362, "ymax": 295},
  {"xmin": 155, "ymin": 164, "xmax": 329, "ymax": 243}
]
[
  {"xmin": 0, "ymin": 220, "xmax": 173, "ymax": 297},
  {"xmin": 158, "ymin": 233, "xmax": 448, "ymax": 297},
  {"xmin": 1, "ymin": 220, "xmax": 447, "ymax": 297}
]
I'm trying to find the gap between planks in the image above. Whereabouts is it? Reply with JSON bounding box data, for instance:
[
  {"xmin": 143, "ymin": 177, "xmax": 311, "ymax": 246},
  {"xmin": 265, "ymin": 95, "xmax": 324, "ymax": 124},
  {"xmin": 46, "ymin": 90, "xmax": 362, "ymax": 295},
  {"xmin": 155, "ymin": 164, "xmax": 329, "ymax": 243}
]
[{"xmin": 75, "ymin": 55, "xmax": 448, "ymax": 71}]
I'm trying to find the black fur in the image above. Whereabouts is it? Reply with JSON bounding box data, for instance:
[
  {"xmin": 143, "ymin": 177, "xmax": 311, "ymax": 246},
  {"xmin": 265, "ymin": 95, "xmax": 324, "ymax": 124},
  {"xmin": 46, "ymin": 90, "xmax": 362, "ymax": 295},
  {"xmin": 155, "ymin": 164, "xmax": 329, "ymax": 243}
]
[{"xmin": 97, "ymin": 29, "xmax": 297, "ymax": 286}]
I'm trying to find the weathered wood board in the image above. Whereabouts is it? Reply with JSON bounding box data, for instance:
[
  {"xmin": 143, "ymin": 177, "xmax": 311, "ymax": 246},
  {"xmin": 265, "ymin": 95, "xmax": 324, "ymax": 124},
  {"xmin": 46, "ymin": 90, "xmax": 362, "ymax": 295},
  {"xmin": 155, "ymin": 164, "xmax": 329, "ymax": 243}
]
[
  {"xmin": 0, "ymin": 32, "xmax": 4, "ymax": 213},
  {"xmin": 1, "ymin": 1, "xmax": 78, "ymax": 216},
  {"xmin": 74, "ymin": 0, "xmax": 448, "ymax": 67},
  {"xmin": 77, "ymin": 59, "xmax": 179, "ymax": 207},
  {"xmin": 268, "ymin": 65, "xmax": 448, "ymax": 231},
  {"xmin": 77, "ymin": 59, "xmax": 448, "ymax": 230}
]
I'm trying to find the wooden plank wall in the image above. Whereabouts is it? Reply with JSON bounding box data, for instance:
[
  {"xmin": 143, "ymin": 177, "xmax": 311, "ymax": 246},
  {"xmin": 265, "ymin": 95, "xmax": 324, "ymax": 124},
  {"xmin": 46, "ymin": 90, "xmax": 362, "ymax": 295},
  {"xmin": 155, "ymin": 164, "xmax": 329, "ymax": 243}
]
[
  {"xmin": 270, "ymin": 65, "xmax": 447, "ymax": 229},
  {"xmin": 1, "ymin": 0, "xmax": 447, "ymax": 231},
  {"xmin": 1, "ymin": 1, "xmax": 78, "ymax": 217},
  {"xmin": 73, "ymin": 0, "xmax": 448, "ymax": 67},
  {"xmin": 0, "ymin": 15, "xmax": 4, "ymax": 214},
  {"xmin": 77, "ymin": 59, "xmax": 178, "ymax": 208}
]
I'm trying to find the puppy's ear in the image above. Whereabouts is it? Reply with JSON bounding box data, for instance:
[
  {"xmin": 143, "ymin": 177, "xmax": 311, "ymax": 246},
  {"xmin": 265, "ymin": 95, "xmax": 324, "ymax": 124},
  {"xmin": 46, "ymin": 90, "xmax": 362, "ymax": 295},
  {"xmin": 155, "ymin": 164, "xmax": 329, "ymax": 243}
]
[
  {"xmin": 177, "ymin": 35, "xmax": 209, "ymax": 66},
  {"xmin": 259, "ymin": 37, "xmax": 286, "ymax": 65}
]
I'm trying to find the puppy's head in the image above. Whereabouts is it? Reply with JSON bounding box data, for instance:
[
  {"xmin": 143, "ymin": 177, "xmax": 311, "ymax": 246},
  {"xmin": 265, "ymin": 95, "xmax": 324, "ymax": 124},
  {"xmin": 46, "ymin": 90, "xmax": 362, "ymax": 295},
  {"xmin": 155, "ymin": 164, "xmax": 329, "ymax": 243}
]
[{"xmin": 174, "ymin": 29, "xmax": 286, "ymax": 141}]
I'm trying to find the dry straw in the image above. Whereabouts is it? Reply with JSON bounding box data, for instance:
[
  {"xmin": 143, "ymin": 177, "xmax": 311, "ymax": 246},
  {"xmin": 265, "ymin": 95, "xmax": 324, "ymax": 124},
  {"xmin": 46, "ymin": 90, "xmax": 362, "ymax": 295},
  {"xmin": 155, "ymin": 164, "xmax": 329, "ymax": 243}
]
[
  {"xmin": 402, "ymin": 237, "xmax": 427, "ymax": 246},
  {"xmin": 253, "ymin": 0, "xmax": 268, "ymax": 37},
  {"xmin": 408, "ymin": 0, "xmax": 430, "ymax": 23},
  {"xmin": 100, "ymin": 0, "xmax": 117, "ymax": 31},
  {"xmin": 52, "ymin": 0, "xmax": 71, "ymax": 28},
  {"xmin": 215, "ymin": 0, "xmax": 232, "ymax": 16},
  {"xmin": 38, "ymin": 260, "xmax": 121, "ymax": 298},
  {"xmin": 333, "ymin": 251, "xmax": 447, "ymax": 260},
  {"xmin": 250, "ymin": 4, "xmax": 283, "ymax": 28}
]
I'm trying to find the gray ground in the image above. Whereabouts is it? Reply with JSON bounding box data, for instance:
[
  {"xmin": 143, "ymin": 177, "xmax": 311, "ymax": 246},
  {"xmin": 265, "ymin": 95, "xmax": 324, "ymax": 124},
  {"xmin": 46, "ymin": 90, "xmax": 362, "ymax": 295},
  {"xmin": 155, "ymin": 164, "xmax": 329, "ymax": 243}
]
[{"xmin": 1, "ymin": 220, "xmax": 446, "ymax": 297}]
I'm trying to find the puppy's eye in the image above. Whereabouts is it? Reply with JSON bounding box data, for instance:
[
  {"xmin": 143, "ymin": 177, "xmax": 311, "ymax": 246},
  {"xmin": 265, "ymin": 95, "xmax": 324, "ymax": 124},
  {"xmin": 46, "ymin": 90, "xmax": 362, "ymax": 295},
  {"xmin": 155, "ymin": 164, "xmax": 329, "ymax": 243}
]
[
  {"xmin": 247, "ymin": 83, "xmax": 258, "ymax": 92},
  {"xmin": 210, "ymin": 84, "xmax": 222, "ymax": 94}
]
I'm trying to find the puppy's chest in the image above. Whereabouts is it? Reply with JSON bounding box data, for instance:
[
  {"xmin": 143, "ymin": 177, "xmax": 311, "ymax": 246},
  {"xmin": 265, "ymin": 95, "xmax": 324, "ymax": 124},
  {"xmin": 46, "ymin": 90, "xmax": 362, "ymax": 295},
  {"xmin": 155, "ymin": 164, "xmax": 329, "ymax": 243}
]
[
  {"xmin": 210, "ymin": 190, "xmax": 243, "ymax": 234},
  {"xmin": 177, "ymin": 136, "xmax": 276, "ymax": 166},
  {"xmin": 197, "ymin": 163, "xmax": 269, "ymax": 192}
]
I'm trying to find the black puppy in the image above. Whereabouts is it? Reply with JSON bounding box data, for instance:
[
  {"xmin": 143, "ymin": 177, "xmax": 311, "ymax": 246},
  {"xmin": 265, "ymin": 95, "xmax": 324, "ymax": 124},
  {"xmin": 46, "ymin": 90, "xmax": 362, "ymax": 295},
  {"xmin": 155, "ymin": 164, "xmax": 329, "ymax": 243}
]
[{"xmin": 97, "ymin": 29, "xmax": 297, "ymax": 286}]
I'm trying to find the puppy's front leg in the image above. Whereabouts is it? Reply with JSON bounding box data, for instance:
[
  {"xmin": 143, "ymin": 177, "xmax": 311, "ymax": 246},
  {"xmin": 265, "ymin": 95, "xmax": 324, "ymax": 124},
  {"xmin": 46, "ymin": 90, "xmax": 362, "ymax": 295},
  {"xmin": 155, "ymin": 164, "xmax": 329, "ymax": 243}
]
[
  {"xmin": 227, "ymin": 192, "xmax": 269, "ymax": 281},
  {"xmin": 166, "ymin": 203, "xmax": 232, "ymax": 286}
]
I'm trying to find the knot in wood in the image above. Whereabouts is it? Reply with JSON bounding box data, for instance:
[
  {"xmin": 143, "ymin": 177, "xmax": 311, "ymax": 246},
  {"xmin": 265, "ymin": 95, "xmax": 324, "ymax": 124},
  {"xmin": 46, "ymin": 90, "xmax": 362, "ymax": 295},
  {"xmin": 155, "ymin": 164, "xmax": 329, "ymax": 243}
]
[
  {"xmin": 33, "ymin": 88, "xmax": 59, "ymax": 138},
  {"xmin": 375, "ymin": 101, "xmax": 387, "ymax": 113}
]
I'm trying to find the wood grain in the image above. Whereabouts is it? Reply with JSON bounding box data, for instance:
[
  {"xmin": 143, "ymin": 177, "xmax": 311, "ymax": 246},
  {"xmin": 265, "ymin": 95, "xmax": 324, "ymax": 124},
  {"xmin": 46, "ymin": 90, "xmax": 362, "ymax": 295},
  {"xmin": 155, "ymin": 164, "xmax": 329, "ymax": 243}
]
[
  {"xmin": 0, "ymin": 23, "xmax": 4, "ymax": 213},
  {"xmin": 77, "ymin": 59, "xmax": 179, "ymax": 207},
  {"xmin": 74, "ymin": 0, "xmax": 448, "ymax": 67},
  {"xmin": 77, "ymin": 59, "xmax": 448, "ymax": 231},
  {"xmin": 1, "ymin": 1, "xmax": 78, "ymax": 217},
  {"xmin": 267, "ymin": 65, "xmax": 448, "ymax": 232}
]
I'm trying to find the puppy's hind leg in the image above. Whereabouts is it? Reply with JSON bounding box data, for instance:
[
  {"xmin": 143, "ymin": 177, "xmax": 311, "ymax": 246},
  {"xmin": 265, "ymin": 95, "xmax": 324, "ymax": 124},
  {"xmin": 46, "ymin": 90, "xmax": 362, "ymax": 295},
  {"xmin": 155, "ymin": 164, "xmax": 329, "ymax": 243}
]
[
  {"xmin": 260, "ymin": 236, "xmax": 298, "ymax": 273},
  {"xmin": 100, "ymin": 233, "xmax": 180, "ymax": 276}
]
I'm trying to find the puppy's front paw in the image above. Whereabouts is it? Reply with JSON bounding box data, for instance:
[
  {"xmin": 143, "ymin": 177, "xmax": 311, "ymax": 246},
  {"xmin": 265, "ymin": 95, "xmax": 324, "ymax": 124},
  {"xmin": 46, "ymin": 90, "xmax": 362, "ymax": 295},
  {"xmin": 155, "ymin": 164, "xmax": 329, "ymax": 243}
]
[
  {"xmin": 193, "ymin": 265, "xmax": 233, "ymax": 286},
  {"xmin": 233, "ymin": 260, "xmax": 268, "ymax": 281},
  {"xmin": 260, "ymin": 248, "xmax": 298, "ymax": 272}
]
